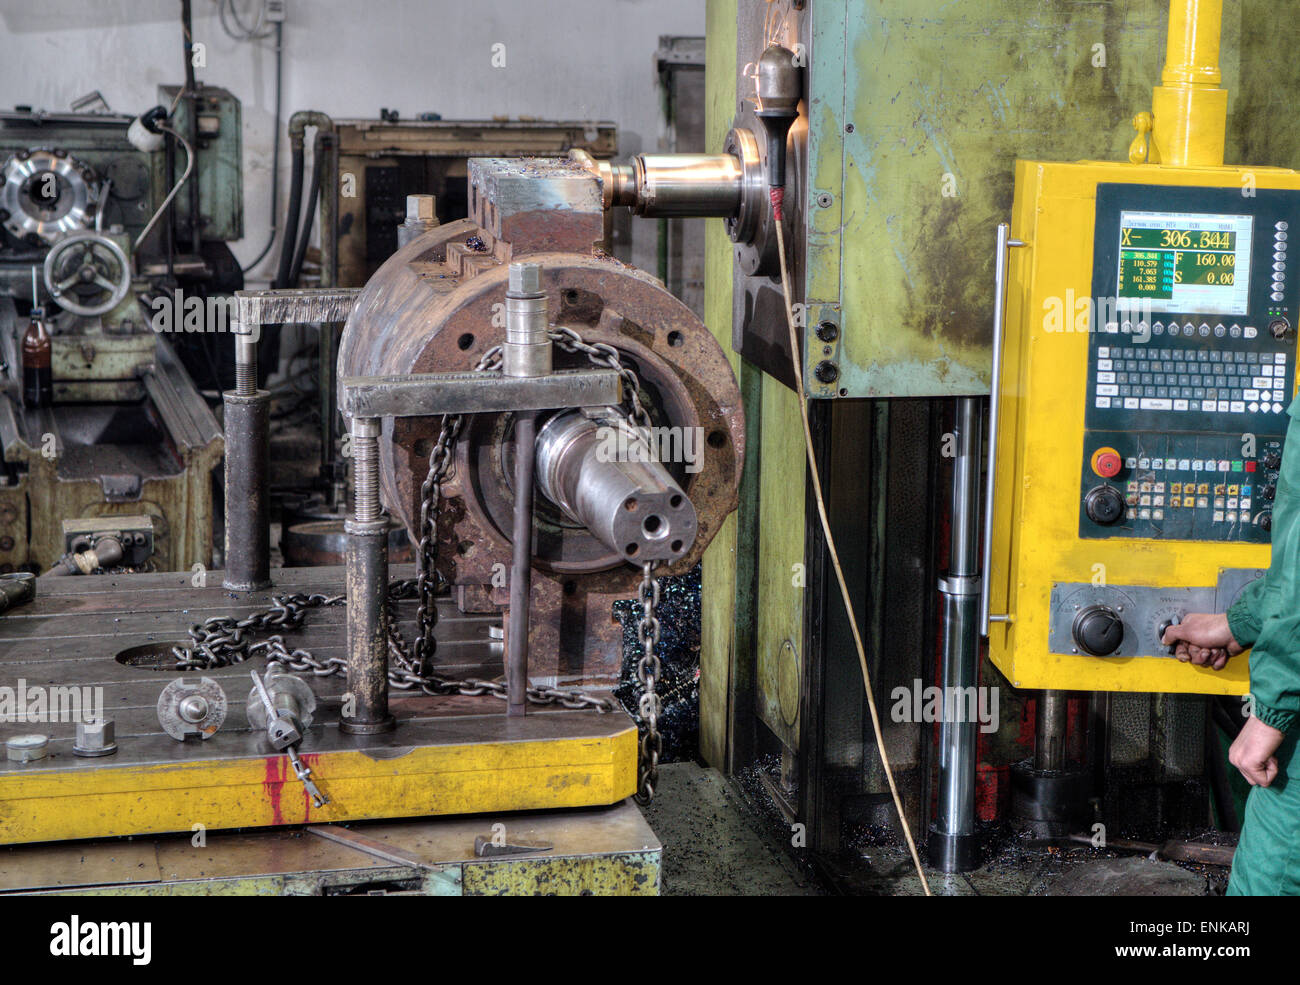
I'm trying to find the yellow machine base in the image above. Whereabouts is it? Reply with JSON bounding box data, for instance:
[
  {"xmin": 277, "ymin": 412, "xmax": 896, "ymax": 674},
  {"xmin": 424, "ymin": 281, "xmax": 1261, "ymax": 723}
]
[{"xmin": 0, "ymin": 567, "xmax": 637, "ymax": 845}]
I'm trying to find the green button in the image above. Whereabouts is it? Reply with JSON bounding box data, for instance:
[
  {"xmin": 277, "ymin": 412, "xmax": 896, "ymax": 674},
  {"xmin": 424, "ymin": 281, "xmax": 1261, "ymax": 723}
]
[{"xmin": 1232, "ymin": 461, "xmax": 1244, "ymax": 471}]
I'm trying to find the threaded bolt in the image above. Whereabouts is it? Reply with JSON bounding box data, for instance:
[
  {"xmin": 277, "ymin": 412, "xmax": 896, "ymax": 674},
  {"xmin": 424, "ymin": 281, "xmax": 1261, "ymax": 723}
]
[
  {"xmin": 235, "ymin": 331, "xmax": 257, "ymax": 396},
  {"xmin": 352, "ymin": 418, "xmax": 382, "ymax": 522}
]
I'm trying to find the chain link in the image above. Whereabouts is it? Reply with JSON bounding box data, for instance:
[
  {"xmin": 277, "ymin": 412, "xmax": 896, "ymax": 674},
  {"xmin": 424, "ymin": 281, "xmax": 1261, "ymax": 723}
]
[
  {"xmin": 171, "ymin": 325, "xmax": 663, "ymax": 794},
  {"xmin": 633, "ymin": 561, "xmax": 663, "ymax": 804}
]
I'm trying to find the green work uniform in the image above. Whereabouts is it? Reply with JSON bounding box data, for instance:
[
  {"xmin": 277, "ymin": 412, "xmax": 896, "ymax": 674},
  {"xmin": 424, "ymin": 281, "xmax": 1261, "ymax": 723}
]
[{"xmin": 1226, "ymin": 397, "xmax": 1300, "ymax": 895}]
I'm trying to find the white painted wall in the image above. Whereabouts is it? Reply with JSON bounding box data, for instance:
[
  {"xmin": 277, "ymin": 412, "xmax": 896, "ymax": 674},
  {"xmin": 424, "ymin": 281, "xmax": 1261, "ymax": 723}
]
[{"xmin": 1, "ymin": 0, "xmax": 705, "ymax": 281}]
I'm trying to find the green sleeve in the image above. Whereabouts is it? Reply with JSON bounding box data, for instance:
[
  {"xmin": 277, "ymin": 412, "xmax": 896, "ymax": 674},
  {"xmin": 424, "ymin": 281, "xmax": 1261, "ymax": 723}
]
[
  {"xmin": 1227, "ymin": 575, "xmax": 1267, "ymax": 650},
  {"xmin": 1246, "ymin": 405, "xmax": 1300, "ymax": 733}
]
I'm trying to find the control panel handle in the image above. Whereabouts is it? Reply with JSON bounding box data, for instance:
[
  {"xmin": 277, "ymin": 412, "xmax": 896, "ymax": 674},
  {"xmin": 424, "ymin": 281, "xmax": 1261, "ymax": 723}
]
[{"xmin": 980, "ymin": 222, "xmax": 1027, "ymax": 637}]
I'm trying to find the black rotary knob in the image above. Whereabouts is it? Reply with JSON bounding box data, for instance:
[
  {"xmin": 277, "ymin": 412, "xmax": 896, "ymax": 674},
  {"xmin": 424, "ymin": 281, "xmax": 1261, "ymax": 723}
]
[
  {"xmin": 1259, "ymin": 511, "xmax": 1273, "ymax": 532},
  {"xmin": 1084, "ymin": 484, "xmax": 1126, "ymax": 525},
  {"xmin": 1073, "ymin": 605, "xmax": 1125, "ymax": 656},
  {"xmin": 1260, "ymin": 483, "xmax": 1277, "ymax": 503},
  {"xmin": 1262, "ymin": 451, "xmax": 1282, "ymax": 470}
]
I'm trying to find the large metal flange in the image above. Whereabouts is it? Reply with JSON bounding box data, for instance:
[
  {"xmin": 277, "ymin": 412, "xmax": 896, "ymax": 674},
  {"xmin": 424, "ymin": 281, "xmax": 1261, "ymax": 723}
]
[{"xmin": 338, "ymin": 221, "xmax": 745, "ymax": 595}]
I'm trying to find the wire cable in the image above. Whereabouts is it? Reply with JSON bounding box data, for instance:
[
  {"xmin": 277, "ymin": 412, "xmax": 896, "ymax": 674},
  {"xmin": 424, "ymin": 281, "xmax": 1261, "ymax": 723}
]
[
  {"xmin": 134, "ymin": 122, "xmax": 194, "ymax": 254},
  {"xmin": 771, "ymin": 189, "xmax": 933, "ymax": 896}
]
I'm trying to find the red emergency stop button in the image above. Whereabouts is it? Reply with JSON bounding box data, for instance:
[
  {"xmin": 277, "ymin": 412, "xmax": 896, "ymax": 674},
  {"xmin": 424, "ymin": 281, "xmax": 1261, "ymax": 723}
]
[{"xmin": 1091, "ymin": 447, "xmax": 1123, "ymax": 478}]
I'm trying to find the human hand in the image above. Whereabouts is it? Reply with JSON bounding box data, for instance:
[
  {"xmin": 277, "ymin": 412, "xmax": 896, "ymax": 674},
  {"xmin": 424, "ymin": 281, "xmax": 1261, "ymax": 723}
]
[
  {"xmin": 1161, "ymin": 612, "xmax": 1243, "ymax": 670},
  {"xmin": 1229, "ymin": 714, "xmax": 1286, "ymax": 787}
]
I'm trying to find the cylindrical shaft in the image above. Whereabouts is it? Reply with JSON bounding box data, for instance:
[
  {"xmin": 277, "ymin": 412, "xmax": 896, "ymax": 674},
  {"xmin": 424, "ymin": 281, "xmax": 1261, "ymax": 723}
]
[
  {"xmin": 1035, "ymin": 690, "xmax": 1070, "ymax": 773},
  {"xmin": 930, "ymin": 396, "xmax": 983, "ymax": 873},
  {"xmin": 622, "ymin": 154, "xmax": 744, "ymax": 218},
  {"xmin": 342, "ymin": 416, "xmax": 394, "ymax": 734},
  {"xmin": 534, "ymin": 410, "xmax": 698, "ymax": 564},
  {"xmin": 507, "ymin": 413, "xmax": 537, "ymax": 717},
  {"xmin": 503, "ymin": 261, "xmax": 551, "ymax": 378},
  {"xmin": 1151, "ymin": 0, "xmax": 1226, "ymax": 167},
  {"xmin": 222, "ymin": 388, "xmax": 271, "ymax": 591},
  {"xmin": 342, "ymin": 516, "xmax": 393, "ymax": 734}
]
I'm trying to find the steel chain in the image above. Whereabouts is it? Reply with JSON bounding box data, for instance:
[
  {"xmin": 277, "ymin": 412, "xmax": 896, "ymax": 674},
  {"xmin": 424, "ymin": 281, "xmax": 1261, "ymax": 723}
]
[{"xmin": 171, "ymin": 325, "xmax": 664, "ymax": 795}]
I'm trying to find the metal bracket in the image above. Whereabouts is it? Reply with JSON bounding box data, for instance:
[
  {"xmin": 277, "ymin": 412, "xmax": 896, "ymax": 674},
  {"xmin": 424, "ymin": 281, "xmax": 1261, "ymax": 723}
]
[{"xmin": 340, "ymin": 367, "xmax": 621, "ymax": 419}]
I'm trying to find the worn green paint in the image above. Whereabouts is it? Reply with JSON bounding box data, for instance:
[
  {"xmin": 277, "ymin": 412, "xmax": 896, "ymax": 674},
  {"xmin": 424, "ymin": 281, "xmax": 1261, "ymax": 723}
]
[
  {"xmin": 158, "ymin": 85, "xmax": 244, "ymax": 242},
  {"xmin": 806, "ymin": 0, "xmax": 1300, "ymax": 398},
  {"xmin": 753, "ymin": 371, "xmax": 806, "ymax": 750},
  {"xmin": 700, "ymin": 0, "xmax": 743, "ymax": 770}
]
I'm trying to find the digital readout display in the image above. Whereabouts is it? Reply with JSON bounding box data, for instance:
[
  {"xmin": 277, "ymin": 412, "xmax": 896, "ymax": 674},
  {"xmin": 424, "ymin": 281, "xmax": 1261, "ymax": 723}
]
[{"xmin": 1116, "ymin": 211, "xmax": 1254, "ymax": 315}]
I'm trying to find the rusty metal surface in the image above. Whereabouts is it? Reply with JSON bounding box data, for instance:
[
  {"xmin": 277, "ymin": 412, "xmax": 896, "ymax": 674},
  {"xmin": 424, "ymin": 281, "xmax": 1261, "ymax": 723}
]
[{"xmin": 338, "ymin": 211, "xmax": 745, "ymax": 682}]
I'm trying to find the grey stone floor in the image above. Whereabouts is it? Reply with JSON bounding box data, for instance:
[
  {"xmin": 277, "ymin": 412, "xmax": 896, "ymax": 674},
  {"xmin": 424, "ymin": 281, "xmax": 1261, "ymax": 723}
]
[{"xmin": 641, "ymin": 762, "xmax": 1227, "ymax": 896}]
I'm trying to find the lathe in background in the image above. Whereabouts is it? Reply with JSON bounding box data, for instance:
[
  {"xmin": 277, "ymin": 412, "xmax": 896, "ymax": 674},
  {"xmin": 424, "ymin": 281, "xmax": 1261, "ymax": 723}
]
[{"xmin": 0, "ymin": 90, "xmax": 243, "ymax": 574}]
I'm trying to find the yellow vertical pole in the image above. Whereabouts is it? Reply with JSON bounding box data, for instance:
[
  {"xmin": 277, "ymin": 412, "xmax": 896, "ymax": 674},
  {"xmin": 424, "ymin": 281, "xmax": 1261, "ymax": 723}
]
[{"xmin": 1150, "ymin": 0, "xmax": 1228, "ymax": 167}]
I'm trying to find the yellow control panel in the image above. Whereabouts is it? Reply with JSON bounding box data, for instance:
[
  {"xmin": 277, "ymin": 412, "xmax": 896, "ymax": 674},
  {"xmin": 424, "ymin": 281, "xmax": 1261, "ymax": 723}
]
[{"xmin": 987, "ymin": 159, "xmax": 1300, "ymax": 694}]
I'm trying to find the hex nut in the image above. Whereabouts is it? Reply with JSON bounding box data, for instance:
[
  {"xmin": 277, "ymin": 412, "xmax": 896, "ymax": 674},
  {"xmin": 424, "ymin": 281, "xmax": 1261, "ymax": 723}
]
[{"xmin": 74, "ymin": 718, "xmax": 118, "ymax": 758}]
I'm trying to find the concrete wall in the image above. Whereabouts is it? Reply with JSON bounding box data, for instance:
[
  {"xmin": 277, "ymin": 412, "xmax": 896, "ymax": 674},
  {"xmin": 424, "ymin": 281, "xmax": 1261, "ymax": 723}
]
[{"xmin": 1, "ymin": 0, "xmax": 705, "ymax": 281}]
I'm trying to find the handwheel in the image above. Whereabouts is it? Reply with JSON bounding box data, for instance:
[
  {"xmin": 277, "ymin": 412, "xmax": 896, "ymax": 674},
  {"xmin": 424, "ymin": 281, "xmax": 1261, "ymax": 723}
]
[{"xmin": 42, "ymin": 230, "xmax": 131, "ymax": 317}]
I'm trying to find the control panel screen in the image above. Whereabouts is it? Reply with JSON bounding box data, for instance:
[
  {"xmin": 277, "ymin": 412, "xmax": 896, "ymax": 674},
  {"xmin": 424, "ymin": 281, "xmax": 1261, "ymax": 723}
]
[
  {"xmin": 1081, "ymin": 184, "xmax": 1298, "ymax": 545},
  {"xmin": 1117, "ymin": 211, "xmax": 1253, "ymax": 316}
]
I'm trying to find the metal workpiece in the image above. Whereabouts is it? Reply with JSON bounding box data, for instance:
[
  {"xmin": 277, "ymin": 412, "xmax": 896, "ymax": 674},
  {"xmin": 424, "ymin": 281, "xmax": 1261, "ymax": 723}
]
[
  {"xmin": 337, "ymin": 195, "xmax": 745, "ymax": 683},
  {"xmin": 507, "ymin": 412, "xmax": 538, "ymax": 717},
  {"xmin": 222, "ymin": 388, "xmax": 272, "ymax": 591},
  {"xmin": 0, "ymin": 572, "xmax": 35, "ymax": 615},
  {"xmin": 535, "ymin": 410, "xmax": 698, "ymax": 564},
  {"xmin": 342, "ymin": 517, "xmax": 395, "ymax": 735},
  {"xmin": 503, "ymin": 261, "xmax": 552, "ymax": 378},
  {"xmin": 618, "ymin": 153, "xmax": 745, "ymax": 219},
  {"xmin": 340, "ymin": 368, "xmax": 620, "ymax": 420},
  {"xmin": 930, "ymin": 396, "xmax": 983, "ymax": 873},
  {"xmin": 157, "ymin": 678, "xmax": 228, "ymax": 741}
]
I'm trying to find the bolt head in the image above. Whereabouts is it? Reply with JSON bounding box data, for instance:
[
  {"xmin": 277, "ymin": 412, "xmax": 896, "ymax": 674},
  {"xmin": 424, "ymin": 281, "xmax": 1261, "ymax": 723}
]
[
  {"xmin": 406, "ymin": 194, "xmax": 436, "ymax": 222},
  {"xmin": 509, "ymin": 261, "xmax": 542, "ymax": 294},
  {"xmin": 74, "ymin": 718, "xmax": 117, "ymax": 757}
]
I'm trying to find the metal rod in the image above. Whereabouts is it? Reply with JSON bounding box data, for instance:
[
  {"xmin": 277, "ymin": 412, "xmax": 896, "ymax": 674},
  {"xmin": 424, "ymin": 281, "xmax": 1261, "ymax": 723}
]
[
  {"xmin": 979, "ymin": 222, "xmax": 1025, "ymax": 636},
  {"xmin": 223, "ymin": 330, "xmax": 271, "ymax": 591},
  {"xmin": 1035, "ymin": 690, "xmax": 1070, "ymax": 773},
  {"xmin": 507, "ymin": 413, "xmax": 537, "ymax": 717},
  {"xmin": 501, "ymin": 261, "xmax": 548, "ymax": 718},
  {"xmin": 341, "ymin": 417, "xmax": 394, "ymax": 734},
  {"xmin": 930, "ymin": 396, "xmax": 983, "ymax": 873}
]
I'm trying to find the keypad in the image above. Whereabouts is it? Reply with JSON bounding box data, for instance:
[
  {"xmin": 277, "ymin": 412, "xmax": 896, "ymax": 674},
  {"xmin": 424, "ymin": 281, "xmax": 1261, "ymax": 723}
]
[{"xmin": 1092, "ymin": 343, "xmax": 1288, "ymax": 415}]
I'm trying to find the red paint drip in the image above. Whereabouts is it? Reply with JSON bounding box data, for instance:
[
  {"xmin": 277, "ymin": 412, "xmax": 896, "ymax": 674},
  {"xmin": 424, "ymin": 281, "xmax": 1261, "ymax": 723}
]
[
  {"xmin": 263, "ymin": 756, "xmax": 287, "ymax": 826},
  {"xmin": 770, "ymin": 186, "xmax": 784, "ymax": 222}
]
